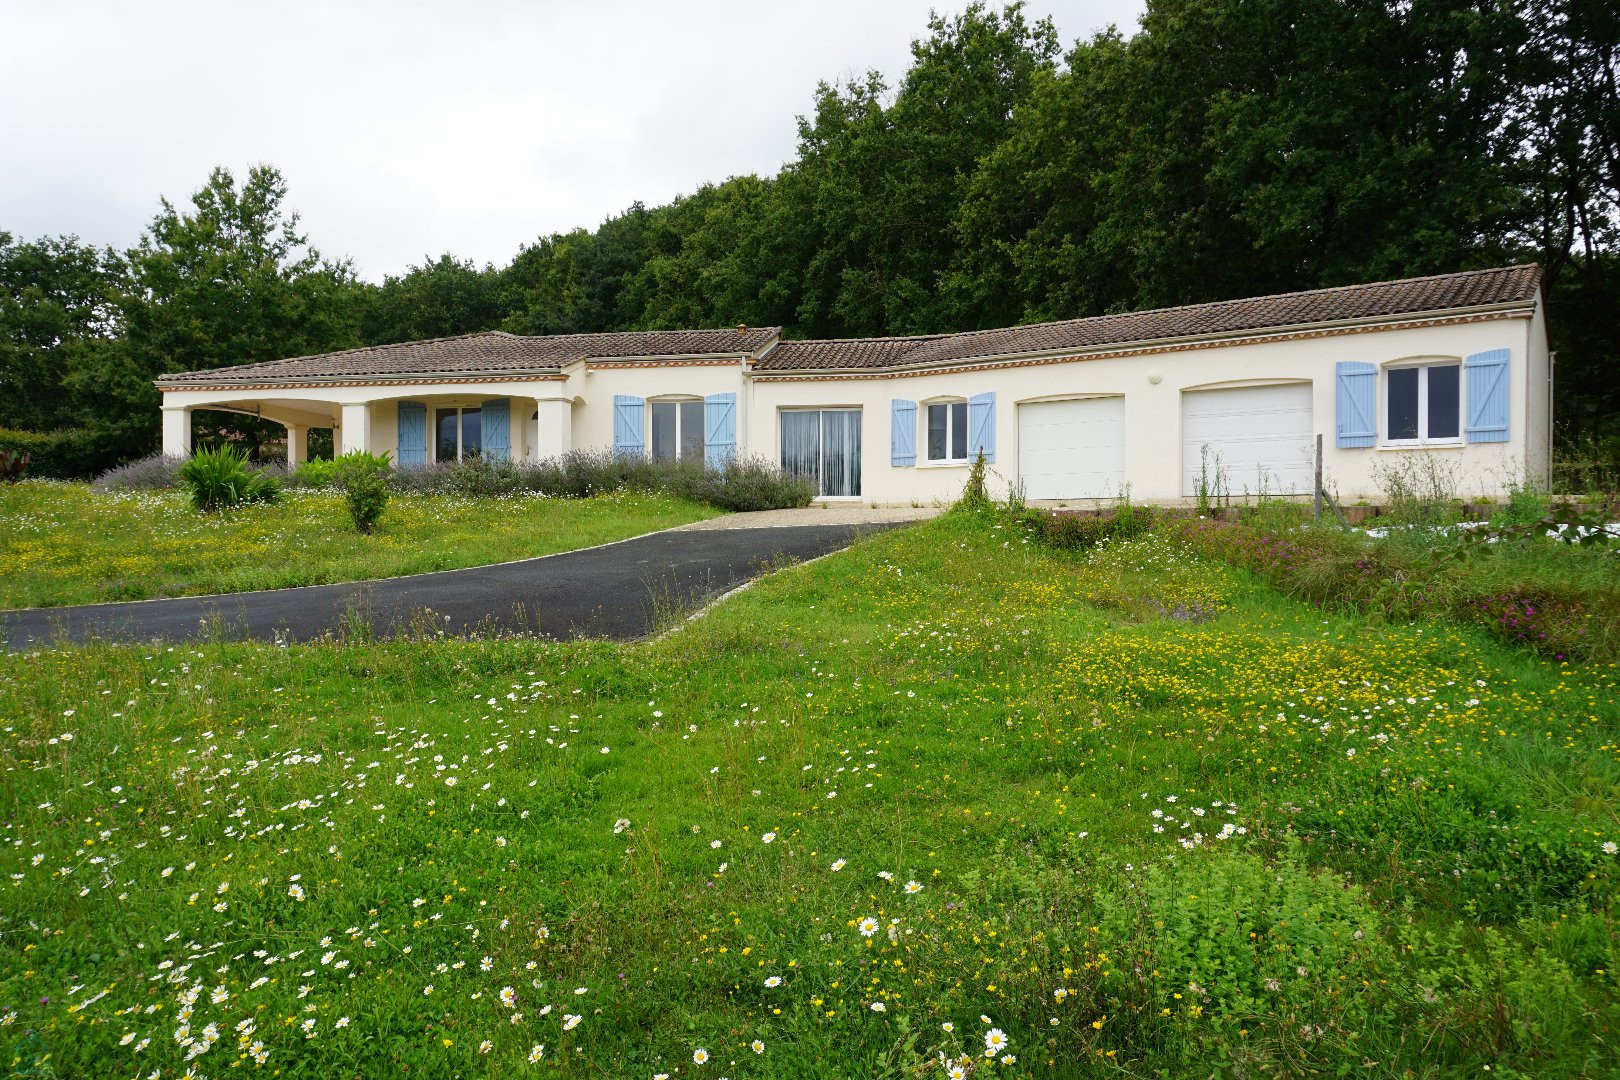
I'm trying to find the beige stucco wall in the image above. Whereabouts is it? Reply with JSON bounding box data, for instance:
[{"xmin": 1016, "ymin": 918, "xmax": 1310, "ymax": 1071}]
[
  {"xmin": 558, "ymin": 363, "xmax": 748, "ymax": 453},
  {"xmin": 159, "ymin": 311, "xmax": 1540, "ymax": 504},
  {"xmin": 745, "ymin": 314, "xmax": 1537, "ymax": 505}
]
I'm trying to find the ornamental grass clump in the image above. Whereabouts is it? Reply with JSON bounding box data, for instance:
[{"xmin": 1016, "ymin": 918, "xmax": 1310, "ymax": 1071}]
[
  {"xmin": 334, "ymin": 450, "xmax": 391, "ymax": 533},
  {"xmin": 177, "ymin": 445, "xmax": 280, "ymax": 512}
]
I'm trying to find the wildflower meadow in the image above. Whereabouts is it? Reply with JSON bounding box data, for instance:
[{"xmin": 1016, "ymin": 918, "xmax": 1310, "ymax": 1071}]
[{"xmin": 2, "ymin": 511, "xmax": 1618, "ymax": 1076}]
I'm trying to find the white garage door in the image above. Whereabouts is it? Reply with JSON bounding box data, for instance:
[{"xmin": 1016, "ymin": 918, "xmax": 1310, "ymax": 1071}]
[
  {"xmin": 1018, "ymin": 397, "xmax": 1125, "ymax": 501},
  {"xmin": 1182, "ymin": 384, "xmax": 1313, "ymax": 497}
]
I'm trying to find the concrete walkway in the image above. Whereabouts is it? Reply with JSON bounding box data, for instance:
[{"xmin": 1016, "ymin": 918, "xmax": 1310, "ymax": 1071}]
[{"xmin": 2, "ymin": 515, "xmax": 931, "ymax": 650}]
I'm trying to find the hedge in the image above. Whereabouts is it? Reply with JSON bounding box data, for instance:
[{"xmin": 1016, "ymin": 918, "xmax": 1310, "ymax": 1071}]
[{"xmin": 0, "ymin": 428, "xmax": 137, "ymax": 480}]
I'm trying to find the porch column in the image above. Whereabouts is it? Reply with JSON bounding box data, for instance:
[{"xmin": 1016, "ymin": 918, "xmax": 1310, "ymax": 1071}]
[
  {"xmin": 285, "ymin": 424, "xmax": 307, "ymax": 468},
  {"xmin": 161, "ymin": 406, "xmax": 192, "ymax": 457},
  {"xmin": 533, "ymin": 398, "xmax": 572, "ymax": 460},
  {"xmin": 338, "ymin": 402, "xmax": 371, "ymax": 455}
]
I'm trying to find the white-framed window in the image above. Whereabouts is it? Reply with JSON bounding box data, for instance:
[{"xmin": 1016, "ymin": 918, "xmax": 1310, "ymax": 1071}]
[
  {"xmin": 650, "ymin": 399, "xmax": 705, "ymax": 463},
  {"xmin": 1385, "ymin": 361, "xmax": 1461, "ymax": 444},
  {"xmin": 435, "ymin": 406, "xmax": 482, "ymax": 460},
  {"xmin": 925, "ymin": 400, "xmax": 969, "ymax": 463}
]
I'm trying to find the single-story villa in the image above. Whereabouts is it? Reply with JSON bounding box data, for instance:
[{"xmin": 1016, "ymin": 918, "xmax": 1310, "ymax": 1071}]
[{"xmin": 156, "ymin": 264, "xmax": 1551, "ymax": 504}]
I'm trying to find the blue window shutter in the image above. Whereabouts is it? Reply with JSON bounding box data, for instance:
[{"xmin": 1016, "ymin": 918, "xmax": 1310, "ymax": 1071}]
[
  {"xmin": 703, "ymin": 393, "xmax": 737, "ymax": 468},
  {"xmin": 1464, "ymin": 349, "xmax": 1510, "ymax": 443},
  {"xmin": 613, "ymin": 395, "xmax": 645, "ymax": 458},
  {"xmin": 482, "ymin": 398, "xmax": 511, "ymax": 460},
  {"xmin": 1334, "ymin": 362, "xmax": 1377, "ymax": 448},
  {"xmin": 891, "ymin": 399, "xmax": 917, "ymax": 467},
  {"xmin": 397, "ymin": 401, "xmax": 427, "ymax": 465},
  {"xmin": 967, "ymin": 392, "xmax": 996, "ymax": 464}
]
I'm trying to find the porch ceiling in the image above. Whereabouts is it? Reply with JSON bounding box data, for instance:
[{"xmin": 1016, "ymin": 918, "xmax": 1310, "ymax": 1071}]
[{"xmin": 189, "ymin": 398, "xmax": 338, "ymax": 429}]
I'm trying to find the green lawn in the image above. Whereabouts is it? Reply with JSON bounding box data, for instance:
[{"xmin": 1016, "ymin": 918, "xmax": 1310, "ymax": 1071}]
[
  {"xmin": 3, "ymin": 512, "xmax": 1618, "ymax": 1077},
  {"xmin": 0, "ymin": 480, "xmax": 721, "ymax": 608}
]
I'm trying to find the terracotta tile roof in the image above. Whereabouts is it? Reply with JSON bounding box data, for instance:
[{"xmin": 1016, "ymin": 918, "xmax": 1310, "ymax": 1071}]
[
  {"xmin": 760, "ymin": 335, "xmax": 946, "ymax": 370},
  {"xmin": 754, "ymin": 264, "xmax": 1543, "ymax": 372},
  {"xmin": 159, "ymin": 327, "xmax": 782, "ymax": 384},
  {"xmin": 158, "ymin": 265, "xmax": 1539, "ymax": 385}
]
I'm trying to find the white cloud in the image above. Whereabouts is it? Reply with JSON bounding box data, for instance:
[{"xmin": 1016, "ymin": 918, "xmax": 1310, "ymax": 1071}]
[{"xmin": 0, "ymin": 0, "xmax": 1144, "ymax": 280}]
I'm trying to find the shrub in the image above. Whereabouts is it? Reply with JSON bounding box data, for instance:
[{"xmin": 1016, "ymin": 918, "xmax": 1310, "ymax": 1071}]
[
  {"xmin": 1371, "ymin": 451, "xmax": 1463, "ymax": 527},
  {"xmin": 1552, "ymin": 432, "xmax": 1620, "ymax": 497},
  {"xmin": 445, "ymin": 454, "xmax": 521, "ymax": 497},
  {"xmin": 92, "ymin": 453, "xmax": 186, "ymax": 492},
  {"xmin": 289, "ymin": 458, "xmax": 342, "ymax": 488},
  {"xmin": 1490, "ymin": 482, "xmax": 1552, "ymax": 528},
  {"xmin": 955, "ymin": 451, "xmax": 993, "ymax": 512},
  {"xmin": 0, "ymin": 448, "xmax": 29, "ymax": 482},
  {"xmin": 388, "ymin": 450, "xmax": 814, "ymax": 510},
  {"xmin": 676, "ymin": 454, "xmax": 816, "ymax": 511},
  {"xmin": 0, "ymin": 427, "xmax": 114, "ymax": 479},
  {"xmin": 334, "ymin": 451, "xmax": 391, "ymax": 533},
  {"xmin": 1012, "ymin": 504, "xmax": 1157, "ymax": 551},
  {"xmin": 177, "ymin": 446, "xmax": 281, "ymax": 512}
]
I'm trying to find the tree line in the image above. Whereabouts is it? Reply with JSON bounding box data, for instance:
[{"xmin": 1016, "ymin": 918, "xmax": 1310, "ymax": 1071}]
[{"xmin": 3, "ymin": 0, "xmax": 1615, "ymax": 473}]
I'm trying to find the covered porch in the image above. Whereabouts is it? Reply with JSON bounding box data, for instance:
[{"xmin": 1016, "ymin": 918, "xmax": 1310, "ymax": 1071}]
[{"xmin": 158, "ymin": 383, "xmax": 578, "ymax": 466}]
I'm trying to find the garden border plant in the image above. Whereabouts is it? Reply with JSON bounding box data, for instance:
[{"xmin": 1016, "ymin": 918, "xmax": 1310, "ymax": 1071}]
[
  {"xmin": 332, "ymin": 450, "xmax": 392, "ymax": 533},
  {"xmin": 176, "ymin": 444, "xmax": 281, "ymax": 512}
]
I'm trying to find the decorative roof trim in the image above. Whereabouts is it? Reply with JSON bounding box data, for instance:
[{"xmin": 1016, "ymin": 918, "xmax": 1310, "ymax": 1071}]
[
  {"xmin": 751, "ymin": 308, "xmax": 1532, "ymax": 382},
  {"xmin": 158, "ymin": 373, "xmax": 571, "ymax": 393}
]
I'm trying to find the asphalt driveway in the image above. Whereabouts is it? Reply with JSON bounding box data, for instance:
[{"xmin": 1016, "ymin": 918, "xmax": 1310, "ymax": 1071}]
[{"xmin": 2, "ymin": 521, "xmax": 901, "ymax": 650}]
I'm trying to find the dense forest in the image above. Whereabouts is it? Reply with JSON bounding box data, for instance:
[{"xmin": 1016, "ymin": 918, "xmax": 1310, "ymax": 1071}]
[{"xmin": 2, "ymin": 0, "xmax": 1615, "ymax": 473}]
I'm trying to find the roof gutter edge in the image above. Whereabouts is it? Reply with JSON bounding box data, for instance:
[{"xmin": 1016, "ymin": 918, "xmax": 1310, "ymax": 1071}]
[{"xmin": 156, "ymin": 368, "xmax": 573, "ymax": 390}]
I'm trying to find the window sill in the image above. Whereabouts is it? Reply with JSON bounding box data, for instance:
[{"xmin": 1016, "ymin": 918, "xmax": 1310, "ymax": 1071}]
[
  {"xmin": 918, "ymin": 460, "xmax": 970, "ymax": 469},
  {"xmin": 1377, "ymin": 441, "xmax": 1464, "ymax": 451}
]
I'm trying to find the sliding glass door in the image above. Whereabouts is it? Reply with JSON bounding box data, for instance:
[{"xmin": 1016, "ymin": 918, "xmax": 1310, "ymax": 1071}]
[{"xmin": 781, "ymin": 409, "xmax": 861, "ymax": 497}]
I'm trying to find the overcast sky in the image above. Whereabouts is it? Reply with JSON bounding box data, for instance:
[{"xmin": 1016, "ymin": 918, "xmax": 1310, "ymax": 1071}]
[{"xmin": 1, "ymin": 0, "xmax": 1145, "ymax": 282}]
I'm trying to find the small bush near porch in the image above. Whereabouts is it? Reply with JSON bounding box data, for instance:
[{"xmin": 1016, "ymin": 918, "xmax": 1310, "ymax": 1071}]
[{"xmin": 0, "ymin": 481, "xmax": 720, "ymax": 608}]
